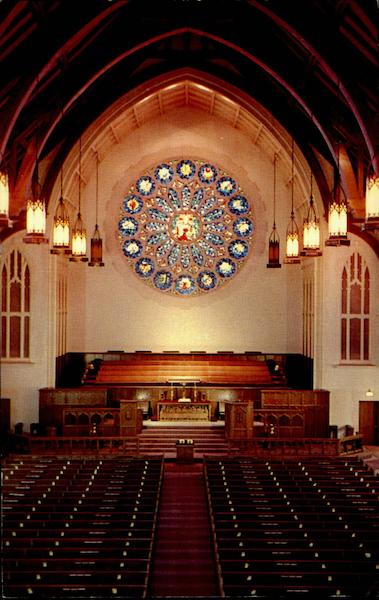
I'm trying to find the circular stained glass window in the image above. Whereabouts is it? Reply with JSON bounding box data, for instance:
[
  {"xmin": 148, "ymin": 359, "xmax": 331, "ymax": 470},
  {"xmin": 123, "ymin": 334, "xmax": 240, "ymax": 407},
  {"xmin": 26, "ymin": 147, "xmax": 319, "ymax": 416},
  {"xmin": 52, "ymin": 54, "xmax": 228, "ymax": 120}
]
[{"xmin": 118, "ymin": 159, "xmax": 254, "ymax": 295}]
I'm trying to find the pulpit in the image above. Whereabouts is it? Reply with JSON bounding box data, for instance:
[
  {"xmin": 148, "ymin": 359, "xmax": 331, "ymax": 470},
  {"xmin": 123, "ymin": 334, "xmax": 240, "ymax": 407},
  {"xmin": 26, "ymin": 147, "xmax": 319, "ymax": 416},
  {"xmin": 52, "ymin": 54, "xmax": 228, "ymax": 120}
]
[
  {"xmin": 119, "ymin": 400, "xmax": 143, "ymax": 436},
  {"xmin": 225, "ymin": 401, "xmax": 254, "ymax": 440}
]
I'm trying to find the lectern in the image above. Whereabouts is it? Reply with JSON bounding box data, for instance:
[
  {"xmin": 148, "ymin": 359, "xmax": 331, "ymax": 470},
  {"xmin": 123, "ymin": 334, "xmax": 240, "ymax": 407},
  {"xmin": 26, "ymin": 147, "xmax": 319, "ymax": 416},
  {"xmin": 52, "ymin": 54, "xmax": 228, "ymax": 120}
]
[
  {"xmin": 120, "ymin": 400, "xmax": 142, "ymax": 437},
  {"xmin": 176, "ymin": 439, "xmax": 194, "ymax": 463},
  {"xmin": 224, "ymin": 401, "xmax": 254, "ymax": 440}
]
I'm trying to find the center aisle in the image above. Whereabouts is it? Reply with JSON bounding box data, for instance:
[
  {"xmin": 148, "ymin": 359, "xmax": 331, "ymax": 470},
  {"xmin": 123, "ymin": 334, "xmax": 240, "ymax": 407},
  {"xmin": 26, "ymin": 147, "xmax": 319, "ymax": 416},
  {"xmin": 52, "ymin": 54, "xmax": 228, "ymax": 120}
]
[{"xmin": 149, "ymin": 461, "xmax": 220, "ymax": 597}]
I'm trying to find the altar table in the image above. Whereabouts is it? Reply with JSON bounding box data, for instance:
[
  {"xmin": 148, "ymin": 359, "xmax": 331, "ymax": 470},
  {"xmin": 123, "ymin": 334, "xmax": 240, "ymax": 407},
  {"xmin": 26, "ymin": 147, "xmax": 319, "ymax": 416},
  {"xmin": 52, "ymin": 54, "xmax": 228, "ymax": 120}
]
[{"xmin": 158, "ymin": 402, "xmax": 211, "ymax": 421}]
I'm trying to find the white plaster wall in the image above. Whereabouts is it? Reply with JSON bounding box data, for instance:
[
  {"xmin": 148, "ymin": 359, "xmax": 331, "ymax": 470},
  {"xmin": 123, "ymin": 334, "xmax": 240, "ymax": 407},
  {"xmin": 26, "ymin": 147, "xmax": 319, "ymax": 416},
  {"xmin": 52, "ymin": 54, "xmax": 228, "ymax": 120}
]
[
  {"xmin": 0, "ymin": 232, "xmax": 52, "ymax": 428},
  {"xmin": 74, "ymin": 107, "xmax": 303, "ymax": 354}
]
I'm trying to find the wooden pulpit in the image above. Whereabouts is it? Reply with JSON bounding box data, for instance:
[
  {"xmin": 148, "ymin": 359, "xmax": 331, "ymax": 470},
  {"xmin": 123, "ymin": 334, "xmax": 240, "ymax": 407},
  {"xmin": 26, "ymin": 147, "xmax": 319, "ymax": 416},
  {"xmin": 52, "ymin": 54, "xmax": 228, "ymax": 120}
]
[
  {"xmin": 224, "ymin": 401, "xmax": 254, "ymax": 441},
  {"xmin": 119, "ymin": 400, "xmax": 142, "ymax": 437}
]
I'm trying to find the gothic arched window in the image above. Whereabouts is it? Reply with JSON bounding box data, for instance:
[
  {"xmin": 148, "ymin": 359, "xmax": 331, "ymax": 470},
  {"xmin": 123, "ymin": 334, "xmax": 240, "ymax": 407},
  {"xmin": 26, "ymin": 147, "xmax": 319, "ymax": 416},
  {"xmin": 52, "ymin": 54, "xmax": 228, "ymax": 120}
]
[
  {"xmin": 341, "ymin": 252, "xmax": 370, "ymax": 361},
  {"xmin": 1, "ymin": 250, "xmax": 30, "ymax": 359}
]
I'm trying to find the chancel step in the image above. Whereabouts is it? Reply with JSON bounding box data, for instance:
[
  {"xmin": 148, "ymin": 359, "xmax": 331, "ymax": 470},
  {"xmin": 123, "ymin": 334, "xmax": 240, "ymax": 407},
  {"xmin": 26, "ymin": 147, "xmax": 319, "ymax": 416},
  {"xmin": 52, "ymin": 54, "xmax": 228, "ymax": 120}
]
[{"xmin": 138, "ymin": 424, "xmax": 229, "ymax": 458}]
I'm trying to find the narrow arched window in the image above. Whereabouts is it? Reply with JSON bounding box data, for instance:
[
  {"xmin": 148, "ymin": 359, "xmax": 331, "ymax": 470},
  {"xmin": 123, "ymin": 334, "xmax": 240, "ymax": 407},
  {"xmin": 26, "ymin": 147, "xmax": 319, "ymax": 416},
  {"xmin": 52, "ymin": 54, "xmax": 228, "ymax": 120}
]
[
  {"xmin": 1, "ymin": 249, "xmax": 30, "ymax": 359},
  {"xmin": 341, "ymin": 252, "xmax": 370, "ymax": 361}
]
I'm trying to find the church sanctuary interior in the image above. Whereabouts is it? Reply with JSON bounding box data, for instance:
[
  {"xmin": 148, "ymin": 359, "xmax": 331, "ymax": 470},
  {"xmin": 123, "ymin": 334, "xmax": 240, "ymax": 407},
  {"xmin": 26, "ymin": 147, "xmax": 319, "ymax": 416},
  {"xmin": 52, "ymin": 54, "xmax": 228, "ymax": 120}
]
[{"xmin": 1, "ymin": 0, "xmax": 379, "ymax": 598}]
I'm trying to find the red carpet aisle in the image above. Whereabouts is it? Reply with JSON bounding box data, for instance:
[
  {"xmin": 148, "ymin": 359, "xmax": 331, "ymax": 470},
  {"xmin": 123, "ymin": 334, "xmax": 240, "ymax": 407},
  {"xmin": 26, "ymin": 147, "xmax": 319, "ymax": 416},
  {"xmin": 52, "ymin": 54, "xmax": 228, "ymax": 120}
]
[{"xmin": 149, "ymin": 462, "xmax": 220, "ymax": 597}]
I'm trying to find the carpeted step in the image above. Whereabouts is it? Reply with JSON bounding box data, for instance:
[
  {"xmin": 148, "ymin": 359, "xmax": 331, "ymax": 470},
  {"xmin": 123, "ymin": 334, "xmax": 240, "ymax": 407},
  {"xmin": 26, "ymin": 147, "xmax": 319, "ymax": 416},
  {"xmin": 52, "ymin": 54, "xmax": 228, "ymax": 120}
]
[{"xmin": 138, "ymin": 423, "xmax": 229, "ymax": 458}]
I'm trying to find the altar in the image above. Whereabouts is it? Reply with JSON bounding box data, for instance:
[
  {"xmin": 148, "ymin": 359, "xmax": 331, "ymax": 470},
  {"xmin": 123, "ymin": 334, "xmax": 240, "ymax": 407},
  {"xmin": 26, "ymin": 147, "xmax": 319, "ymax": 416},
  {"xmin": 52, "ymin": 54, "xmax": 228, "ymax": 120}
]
[{"xmin": 158, "ymin": 402, "xmax": 211, "ymax": 421}]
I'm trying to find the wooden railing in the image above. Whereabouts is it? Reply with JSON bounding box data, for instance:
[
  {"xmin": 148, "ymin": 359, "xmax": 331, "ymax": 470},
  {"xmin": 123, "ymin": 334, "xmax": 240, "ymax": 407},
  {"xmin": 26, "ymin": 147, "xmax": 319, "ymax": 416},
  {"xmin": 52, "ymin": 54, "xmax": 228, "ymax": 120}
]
[
  {"xmin": 18, "ymin": 435, "xmax": 141, "ymax": 455},
  {"xmin": 226, "ymin": 435, "xmax": 364, "ymax": 457},
  {"xmin": 227, "ymin": 437, "xmax": 340, "ymax": 456}
]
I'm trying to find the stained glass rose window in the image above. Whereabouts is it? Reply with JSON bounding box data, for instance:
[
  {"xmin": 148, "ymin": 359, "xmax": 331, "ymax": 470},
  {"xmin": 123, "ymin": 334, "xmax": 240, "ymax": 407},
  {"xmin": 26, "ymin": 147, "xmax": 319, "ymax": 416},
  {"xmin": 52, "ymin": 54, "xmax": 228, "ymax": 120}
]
[{"xmin": 118, "ymin": 159, "xmax": 254, "ymax": 295}]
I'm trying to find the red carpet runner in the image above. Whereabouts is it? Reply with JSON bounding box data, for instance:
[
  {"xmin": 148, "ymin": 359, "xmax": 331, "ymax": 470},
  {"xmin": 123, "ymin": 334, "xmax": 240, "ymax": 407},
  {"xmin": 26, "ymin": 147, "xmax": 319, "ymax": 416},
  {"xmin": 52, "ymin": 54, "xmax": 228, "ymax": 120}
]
[{"xmin": 149, "ymin": 461, "xmax": 220, "ymax": 597}]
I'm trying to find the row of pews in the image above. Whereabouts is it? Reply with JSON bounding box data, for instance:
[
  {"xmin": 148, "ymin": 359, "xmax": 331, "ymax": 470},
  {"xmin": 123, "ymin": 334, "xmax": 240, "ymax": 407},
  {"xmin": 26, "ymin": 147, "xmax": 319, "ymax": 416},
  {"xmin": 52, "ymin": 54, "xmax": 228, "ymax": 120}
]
[
  {"xmin": 93, "ymin": 355, "xmax": 276, "ymax": 386},
  {"xmin": 204, "ymin": 456, "xmax": 379, "ymax": 598},
  {"xmin": 2, "ymin": 456, "xmax": 163, "ymax": 598},
  {"xmin": 3, "ymin": 452, "xmax": 378, "ymax": 598}
]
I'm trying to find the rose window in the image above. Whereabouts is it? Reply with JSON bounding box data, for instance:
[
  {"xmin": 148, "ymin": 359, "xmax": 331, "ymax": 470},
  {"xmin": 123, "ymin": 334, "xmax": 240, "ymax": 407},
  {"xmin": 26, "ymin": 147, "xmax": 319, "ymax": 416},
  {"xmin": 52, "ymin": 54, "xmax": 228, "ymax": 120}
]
[{"xmin": 118, "ymin": 159, "xmax": 254, "ymax": 295}]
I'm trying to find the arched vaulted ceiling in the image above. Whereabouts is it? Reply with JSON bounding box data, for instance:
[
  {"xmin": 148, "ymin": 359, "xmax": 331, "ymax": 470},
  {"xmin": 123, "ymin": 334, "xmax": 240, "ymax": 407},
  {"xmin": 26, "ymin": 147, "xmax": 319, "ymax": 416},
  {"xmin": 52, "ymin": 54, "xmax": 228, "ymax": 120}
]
[{"xmin": 0, "ymin": 0, "xmax": 378, "ymax": 251}]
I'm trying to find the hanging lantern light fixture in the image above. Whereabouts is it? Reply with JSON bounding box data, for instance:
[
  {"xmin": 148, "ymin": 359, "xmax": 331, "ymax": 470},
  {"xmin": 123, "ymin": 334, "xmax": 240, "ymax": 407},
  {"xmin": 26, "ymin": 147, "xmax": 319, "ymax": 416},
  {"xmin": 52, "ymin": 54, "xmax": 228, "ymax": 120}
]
[
  {"xmin": 326, "ymin": 141, "xmax": 350, "ymax": 246},
  {"xmin": 70, "ymin": 211, "xmax": 87, "ymax": 260},
  {"xmin": 51, "ymin": 94, "xmax": 71, "ymax": 254},
  {"xmin": 0, "ymin": 155, "xmax": 12, "ymax": 228},
  {"xmin": 51, "ymin": 165, "xmax": 70, "ymax": 254},
  {"xmin": 25, "ymin": 195, "xmax": 47, "ymax": 242},
  {"xmin": 24, "ymin": 139, "xmax": 48, "ymax": 244},
  {"xmin": 89, "ymin": 151, "xmax": 104, "ymax": 267},
  {"xmin": 364, "ymin": 171, "xmax": 379, "ymax": 230},
  {"xmin": 0, "ymin": 168, "xmax": 9, "ymax": 218},
  {"xmin": 70, "ymin": 137, "xmax": 88, "ymax": 262},
  {"xmin": 284, "ymin": 139, "xmax": 300, "ymax": 264},
  {"xmin": 301, "ymin": 170, "xmax": 322, "ymax": 257},
  {"xmin": 326, "ymin": 196, "xmax": 349, "ymax": 244},
  {"xmin": 267, "ymin": 154, "xmax": 281, "ymax": 268},
  {"xmin": 52, "ymin": 197, "xmax": 70, "ymax": 251},
  {"xmin": 89, "ymin": 224, "xmax": 104, "ymax": 266}
]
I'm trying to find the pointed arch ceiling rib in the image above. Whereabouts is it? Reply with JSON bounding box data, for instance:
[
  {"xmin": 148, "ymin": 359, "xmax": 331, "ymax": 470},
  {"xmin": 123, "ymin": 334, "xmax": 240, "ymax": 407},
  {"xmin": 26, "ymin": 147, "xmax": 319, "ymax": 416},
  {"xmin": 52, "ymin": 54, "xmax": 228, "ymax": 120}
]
[
  {"xmin": 0, "ymin": 0, "xmax": 377, "ymax": 251},
  {"xmin": 50, "ymin": 70, "xmax": 319, "ymax": 238}
]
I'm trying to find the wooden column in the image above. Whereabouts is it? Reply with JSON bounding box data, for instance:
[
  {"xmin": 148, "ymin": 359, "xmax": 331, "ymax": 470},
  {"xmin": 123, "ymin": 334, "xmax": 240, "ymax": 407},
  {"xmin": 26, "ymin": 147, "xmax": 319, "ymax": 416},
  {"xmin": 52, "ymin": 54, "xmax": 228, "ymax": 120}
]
[{"xmin": 224, "ymin": 401, "xmax": 254, "ymax": 441}]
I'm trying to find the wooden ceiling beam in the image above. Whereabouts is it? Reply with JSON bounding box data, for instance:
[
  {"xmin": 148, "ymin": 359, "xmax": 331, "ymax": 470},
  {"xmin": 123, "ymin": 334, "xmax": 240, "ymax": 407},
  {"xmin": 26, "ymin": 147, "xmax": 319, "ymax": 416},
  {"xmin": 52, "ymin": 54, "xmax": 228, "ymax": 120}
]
[{"xmin": 0, "ymin": 0, "xmax": 129, "ymax": 159}]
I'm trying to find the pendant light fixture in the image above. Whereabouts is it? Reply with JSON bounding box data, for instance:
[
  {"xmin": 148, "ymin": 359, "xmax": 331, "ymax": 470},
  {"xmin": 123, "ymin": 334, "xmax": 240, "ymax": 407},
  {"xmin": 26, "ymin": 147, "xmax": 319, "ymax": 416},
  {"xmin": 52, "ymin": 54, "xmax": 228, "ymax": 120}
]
[
  {"xmin": 24, "ymin": 137, "xmax": 48, "ymax": 244},
  {"xmin": 51, "ymin": 163, "xmax": 70, "ymax": 254},
  {"xmin": 0, "ymin": 169, "xmax": 9, "ymax": 218},
  {"xmin": 0, "ymin": 154, "xmax": 11, "ymax": 228},
  {"xmin": 364, "ymin": 170, "xmax": 379, "ymax": 230},
  {"xmin": 326, "ymin": 140, "xmax": 350, "ymax": 246},
  {"xmin": 301, "ymin": 170, "xmax": 322, "ymax": 257},
  {"xmin": 70, "ymin": 137, "xmax": 88, "ymax": 262},
  {"xmin": 89, "ymin": 151, "xmax": 104, "ymax": 267},
  {"xmin": 51, "ymin": 67, "xmax": 71, "ymax": 253},
  {"xmin": 267, "ymin": 154, "xmax": 281, "ymax": 268},
  {"xmin": 284, "ymin": 138, "xmax": 300, "ymax": 264}
]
